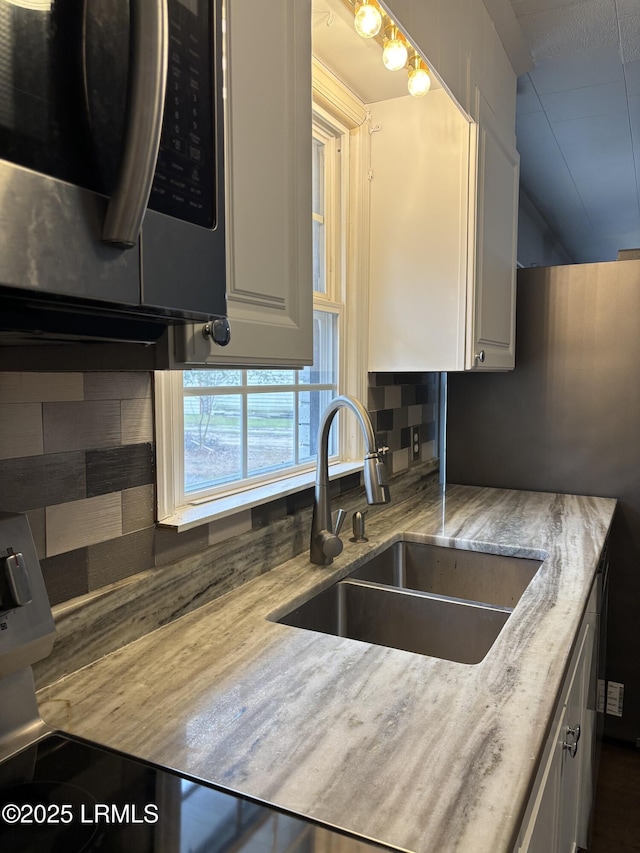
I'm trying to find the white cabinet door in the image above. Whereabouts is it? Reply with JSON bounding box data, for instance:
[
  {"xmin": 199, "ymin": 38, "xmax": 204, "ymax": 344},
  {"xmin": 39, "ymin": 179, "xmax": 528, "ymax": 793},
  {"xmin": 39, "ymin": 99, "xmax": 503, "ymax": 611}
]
[
  {"xmin": 467, "ymin": 91, "xmax": 519, "ymax": 371},
  {"xmin": 576, "ymin": 607, "xmax": 598, "ymax": 848},
  {"xmin": 557, "ymin": 625, "xmax": 591, "ymax": 853},
  {"xmin": 523, "ymin": 713, "xmax": 563, "ymax": 853},
  {"xmin": 517, "ymin": 620, "xmax": 596, "ymax": 853},
  {"xmin": 173, "ymin": 0, "xmax": 313, "ymax": 367},
  {"xmin": 368, "ymin": 91, "xmax": 473, "ymax": 372}
]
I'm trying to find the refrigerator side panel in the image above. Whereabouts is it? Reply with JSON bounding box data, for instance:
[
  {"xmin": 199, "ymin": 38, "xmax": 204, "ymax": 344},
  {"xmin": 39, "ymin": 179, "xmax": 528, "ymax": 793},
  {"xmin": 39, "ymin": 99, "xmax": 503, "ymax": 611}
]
[{"xmin": 447, "ymin": 259, "xmax": 640, "ymax": 744}]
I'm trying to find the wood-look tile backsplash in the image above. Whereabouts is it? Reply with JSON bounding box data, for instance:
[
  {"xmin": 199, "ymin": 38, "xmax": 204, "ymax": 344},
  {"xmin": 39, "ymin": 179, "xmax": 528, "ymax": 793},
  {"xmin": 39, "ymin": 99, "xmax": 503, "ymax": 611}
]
[
  {"xmin": 0, "ymin": 371, "xmax": 156, "ymax": 604},
  {"xmin": 0, "ymin": 370, "xmax": 439, "ymax": 607}
]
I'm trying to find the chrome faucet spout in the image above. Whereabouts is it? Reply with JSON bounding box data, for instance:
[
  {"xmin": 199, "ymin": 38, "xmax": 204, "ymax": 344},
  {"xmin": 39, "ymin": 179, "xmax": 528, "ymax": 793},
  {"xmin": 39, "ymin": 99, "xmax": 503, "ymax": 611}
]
[{"xmin": 310, "ymin": 395, "xmax": 390, "ymax": 566}]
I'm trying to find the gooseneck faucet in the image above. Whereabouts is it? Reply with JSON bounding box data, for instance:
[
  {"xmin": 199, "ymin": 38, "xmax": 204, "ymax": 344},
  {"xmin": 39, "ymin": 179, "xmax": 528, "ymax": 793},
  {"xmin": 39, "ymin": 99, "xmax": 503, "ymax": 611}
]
[{"xmin": 310, "ymin": 395, "xmax": 390, "ymax": 565}]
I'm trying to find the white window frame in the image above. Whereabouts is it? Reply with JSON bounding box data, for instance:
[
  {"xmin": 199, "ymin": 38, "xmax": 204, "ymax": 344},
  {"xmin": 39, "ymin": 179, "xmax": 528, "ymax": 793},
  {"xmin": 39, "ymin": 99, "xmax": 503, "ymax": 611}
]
[{"xmin": 155, "ymin": 63, "xmax": 371, "ymax": 531}]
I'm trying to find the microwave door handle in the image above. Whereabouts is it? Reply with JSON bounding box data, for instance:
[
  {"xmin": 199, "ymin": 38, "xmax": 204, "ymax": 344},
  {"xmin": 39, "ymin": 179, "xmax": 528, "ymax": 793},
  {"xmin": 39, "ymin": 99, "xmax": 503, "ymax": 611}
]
[{"xmin": 102, "ymin": 0, "xmax": 168, "ymax": 249}]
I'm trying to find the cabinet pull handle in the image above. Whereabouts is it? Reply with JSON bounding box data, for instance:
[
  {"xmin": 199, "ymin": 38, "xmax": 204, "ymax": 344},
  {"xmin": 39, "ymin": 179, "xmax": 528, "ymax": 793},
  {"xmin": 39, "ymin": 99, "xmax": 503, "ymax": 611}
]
[
  {"xmin": 202, "ymin": 318, "xmax": 232, "ymax": 347},
  {"xmin": 562, "ymin": 723, "xmax": 581, "ymax": 758},
  {"xmin": 102, "ymin": 0, "xmax": 168, "ymax": 248},
  {"xmin": 475, "ymin": 349, "xmax": 486, "ymax": 364}
]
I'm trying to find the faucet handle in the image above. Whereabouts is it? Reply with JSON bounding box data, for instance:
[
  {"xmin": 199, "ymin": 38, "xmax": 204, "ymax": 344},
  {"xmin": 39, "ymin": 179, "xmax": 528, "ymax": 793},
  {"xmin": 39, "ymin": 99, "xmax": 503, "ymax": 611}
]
[
  {"xmin": 316, "ymin": 530, "xmax": 344, "ymax": 560},
  {"xmin": 332, "ymin": 508, "xmax": 347, "ymax": 536},
  {"xmin": 377, "ymin": 446, "xmax": 389, "ymax": 455}
]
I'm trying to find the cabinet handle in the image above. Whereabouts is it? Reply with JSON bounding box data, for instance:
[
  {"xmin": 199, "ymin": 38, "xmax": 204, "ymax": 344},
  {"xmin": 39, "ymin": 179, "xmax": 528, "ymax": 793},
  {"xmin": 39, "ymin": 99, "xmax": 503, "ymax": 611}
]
[
  {"xmin": 562, "ymin": 723, "xmax": 581, "ymax": 758},
  {"xmin": 475, "ymin": 350, "xmax": 486, "ymax": 364},
  {"xmin": 202, "ymin": 318, "xmax": 231, "ymax": 347}
]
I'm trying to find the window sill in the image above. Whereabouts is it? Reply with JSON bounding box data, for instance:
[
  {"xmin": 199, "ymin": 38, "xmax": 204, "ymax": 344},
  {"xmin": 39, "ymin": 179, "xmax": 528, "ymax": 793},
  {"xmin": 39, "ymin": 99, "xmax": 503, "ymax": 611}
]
[{"xmin": 157, "ymin": 461, "xmax": 364, "ymax": 532}]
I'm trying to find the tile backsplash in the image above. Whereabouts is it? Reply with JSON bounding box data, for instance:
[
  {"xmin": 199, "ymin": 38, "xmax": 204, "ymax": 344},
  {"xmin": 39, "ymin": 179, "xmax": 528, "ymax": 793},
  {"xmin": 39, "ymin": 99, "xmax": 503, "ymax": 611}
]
[
  {"xmin": 368, "ymin": 372, "xmax": 438, "ymax": 473},
  {"xmin": 0, "ymin": 370, "xmax": 439, "ymax": 607},
  {"xmin": 0, "ymin": 372, "xmax": 155, "ymax": 603}
]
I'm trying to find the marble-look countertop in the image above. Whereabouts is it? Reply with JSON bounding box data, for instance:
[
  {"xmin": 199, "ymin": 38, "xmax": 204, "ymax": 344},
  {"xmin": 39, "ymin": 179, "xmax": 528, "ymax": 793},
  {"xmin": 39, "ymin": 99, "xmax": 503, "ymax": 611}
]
[{"xmin": 37, "ymin": 484, "xmax": 615, "ymax": 852}]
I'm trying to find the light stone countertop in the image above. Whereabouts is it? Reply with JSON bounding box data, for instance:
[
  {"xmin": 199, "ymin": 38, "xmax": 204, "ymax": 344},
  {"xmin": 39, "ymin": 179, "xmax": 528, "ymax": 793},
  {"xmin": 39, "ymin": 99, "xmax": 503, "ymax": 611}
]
[{"xmin": 37, "ymin": 483, "xmax": 616, "ymax": 852}]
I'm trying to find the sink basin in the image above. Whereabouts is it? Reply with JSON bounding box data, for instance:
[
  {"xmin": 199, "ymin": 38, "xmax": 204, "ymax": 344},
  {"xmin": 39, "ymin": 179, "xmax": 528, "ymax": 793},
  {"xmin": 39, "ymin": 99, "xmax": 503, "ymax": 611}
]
[
  {"xmin": 349, "ymin": 541, "xmax": 542, "ymax": 609},
  {"xmin": 277, "ymin": 580, "xmax": 511, "ymax": 664},
  {"xmin": 274, "ymin": 541, "xmax": 544, "ymax": 664}
]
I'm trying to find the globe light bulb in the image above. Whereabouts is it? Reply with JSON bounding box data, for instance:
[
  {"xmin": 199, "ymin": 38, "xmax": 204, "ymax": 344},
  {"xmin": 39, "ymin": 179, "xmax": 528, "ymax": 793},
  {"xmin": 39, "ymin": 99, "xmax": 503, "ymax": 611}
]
[
  {"xmin": 382, "ymin": 26, "xmax": 408, "ymax": 71},
  {"xmin": 354, "ymin": 1, "xmax": 382, "ymax": 39},
  {"xmin": 408, "ymin": 57, "xmax": 431, "ymax": 97}
]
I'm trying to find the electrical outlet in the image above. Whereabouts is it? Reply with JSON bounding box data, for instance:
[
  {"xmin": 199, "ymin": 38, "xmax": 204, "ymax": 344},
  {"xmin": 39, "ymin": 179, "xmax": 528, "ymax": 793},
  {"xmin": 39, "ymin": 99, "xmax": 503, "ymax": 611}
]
[
  {"xmin": 606, "ymin": 681, "xmax": 624, "ymax": 717},
  {"xmin": 411, "ymin": 428, "xmax": 420, "ymax": 462}
]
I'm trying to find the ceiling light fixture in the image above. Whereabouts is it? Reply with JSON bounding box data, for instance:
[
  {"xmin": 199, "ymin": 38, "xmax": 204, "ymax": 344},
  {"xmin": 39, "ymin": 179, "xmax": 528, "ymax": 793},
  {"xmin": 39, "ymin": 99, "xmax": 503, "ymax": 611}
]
[
  {"xmin": 407, "ymin": 53, "xmax": 431, "ymax": 97},
  {"xmin": 354, "ymin": 0, "xmax": 382, "ymax": 38},
  {"xmin": 382, "ymin": 24, "xmax": 408, "ymax": 71}
]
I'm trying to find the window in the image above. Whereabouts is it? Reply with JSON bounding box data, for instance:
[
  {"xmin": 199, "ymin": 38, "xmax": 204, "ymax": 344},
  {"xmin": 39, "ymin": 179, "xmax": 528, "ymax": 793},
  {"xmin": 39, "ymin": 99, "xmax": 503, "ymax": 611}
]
[
  {"xmin": 156, "ymin": 67, "xmax": 369, "ymax": 528},
  {"xmin": 181, "ymin": 316, "xmax": 337, "ymax": 499}
]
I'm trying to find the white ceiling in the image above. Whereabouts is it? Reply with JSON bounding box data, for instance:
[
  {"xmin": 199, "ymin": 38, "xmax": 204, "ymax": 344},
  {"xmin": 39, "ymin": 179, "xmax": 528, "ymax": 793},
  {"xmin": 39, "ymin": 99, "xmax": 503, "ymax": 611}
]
[{"xmin": 512, "ymin": 0, "xmax": 640, "ymax": 262}]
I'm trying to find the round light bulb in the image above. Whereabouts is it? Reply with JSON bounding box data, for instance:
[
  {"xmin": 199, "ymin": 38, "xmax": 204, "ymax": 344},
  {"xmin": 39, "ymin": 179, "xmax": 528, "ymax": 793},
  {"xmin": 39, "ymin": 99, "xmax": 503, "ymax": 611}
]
[
  {"xmin": 382, "ymin": 30, "xmax": 408, "ymax": 71},
  {"xmin": 408, "ymin": 65, "xmax": 431, "ymax": 97},
  {"xmin": 354, "ymin": 1, "xmax": 382, "ymax": 38}
]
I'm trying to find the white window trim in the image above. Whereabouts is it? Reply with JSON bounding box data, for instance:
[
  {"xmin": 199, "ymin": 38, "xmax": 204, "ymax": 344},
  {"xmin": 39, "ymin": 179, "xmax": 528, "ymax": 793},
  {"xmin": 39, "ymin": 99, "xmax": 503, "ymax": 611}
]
[{"xmin": 155, "ymin": 65, "xmax": 371, "ymax": 531}]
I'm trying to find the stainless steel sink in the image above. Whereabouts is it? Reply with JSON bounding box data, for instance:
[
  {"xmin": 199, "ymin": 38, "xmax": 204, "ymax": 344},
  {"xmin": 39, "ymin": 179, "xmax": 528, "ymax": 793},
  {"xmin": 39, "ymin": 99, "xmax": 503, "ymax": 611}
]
[
  {"xmin": 348, "ymin": 541, "xmax": 543, "ymax": 609},
  {"xmin": 275, "ymin": 542, "xmax": 543, "ymax": 664},
  {"xmin": 277, "ymin": 579, "xmax": 511, "ymax": 664}
]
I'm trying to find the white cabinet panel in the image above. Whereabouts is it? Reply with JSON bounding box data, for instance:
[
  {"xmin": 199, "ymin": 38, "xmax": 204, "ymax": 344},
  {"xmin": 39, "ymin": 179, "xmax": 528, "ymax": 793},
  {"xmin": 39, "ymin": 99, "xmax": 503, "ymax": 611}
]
[
  {"xmin": 386, "ymin": 0, "xmax": 519, "ymax": 140},
  {"xmin": 405, "ymin": 0, "xmax": 440, "ymax": 77},
  {"xmin": 367, "ymin": 87, "xmax": 518, "ymax": 373},
  {"xmin": 435, "ymin": 0, "xmax": 463, "ymax": 104},
  {"xmin": 517, "ymin": 610, "xmax": 597, "ymax": 853},
  {"xmin": 368, "ymin": 91, "xmax": 472, "ymax": 372},
  {"xmin": 380, "ymin": 0, "xmax": 413, "ymax": 32},
  {"xmin": 524, "ymin": 714, "xmax": 563, "ymax": 853},
  {"xmin": 468, "ymin": 91, "xmax": 518, "ymax": 370},
  {"xmin": 557, "ymin": 626, "xmax": 590, "ymax": 853},
  {"xmin": 483, "ymin": 28, "xmax": 519, "ymax": 144},
  {"xmin": 174, "ymin": 0, "xmax": 313, "ymax": 367},
  {"xmin": 364, "ymin": 0, "xmax": 520, "ymax": 374}
]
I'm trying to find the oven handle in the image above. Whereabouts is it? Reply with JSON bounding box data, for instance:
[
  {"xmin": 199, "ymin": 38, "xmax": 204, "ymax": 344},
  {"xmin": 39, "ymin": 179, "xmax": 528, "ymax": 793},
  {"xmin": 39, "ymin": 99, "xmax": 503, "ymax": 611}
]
[{"xmin": 102, "ymin": 0, "xmax": 168, "ymax": 249}]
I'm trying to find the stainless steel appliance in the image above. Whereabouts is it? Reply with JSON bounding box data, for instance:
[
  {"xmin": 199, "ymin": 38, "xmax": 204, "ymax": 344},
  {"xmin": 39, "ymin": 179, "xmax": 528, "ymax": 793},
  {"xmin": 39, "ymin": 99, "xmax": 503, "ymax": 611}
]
[
  {"xmin": 0, "ymin": 512, "xmax": 393, "ymax": 851},
  {"xmin": 446, "ymin": 258, "xmax": 640, "ymax": 748},
  {"xmin": 0, "ymin": 0, "xmax": 228, "ymax": 344}
]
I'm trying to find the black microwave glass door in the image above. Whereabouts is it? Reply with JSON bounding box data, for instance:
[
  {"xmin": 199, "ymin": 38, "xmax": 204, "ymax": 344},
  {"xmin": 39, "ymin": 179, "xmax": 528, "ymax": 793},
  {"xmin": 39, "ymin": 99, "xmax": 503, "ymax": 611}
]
[
  {"xmin": 0, "ymin": 0, "xmax": 128, "ymax": 194},
  {"xmin": 0, "ymin": 0, "xmax": 214, "ymax": 229}
]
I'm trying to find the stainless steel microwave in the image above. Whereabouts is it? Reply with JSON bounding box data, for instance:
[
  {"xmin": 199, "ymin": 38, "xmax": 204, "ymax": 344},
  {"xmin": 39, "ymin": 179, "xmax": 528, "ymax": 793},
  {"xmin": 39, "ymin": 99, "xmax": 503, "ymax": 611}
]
[{"xmin": 0, "ymin": 0, "xmax": 227, "ymax": 344}]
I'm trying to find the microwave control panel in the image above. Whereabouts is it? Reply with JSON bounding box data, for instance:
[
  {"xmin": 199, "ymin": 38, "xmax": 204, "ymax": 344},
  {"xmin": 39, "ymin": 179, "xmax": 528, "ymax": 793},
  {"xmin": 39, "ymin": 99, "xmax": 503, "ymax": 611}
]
[{"xmin": 150, "ymin": 0, "xmax": 215, "ymax": 230}]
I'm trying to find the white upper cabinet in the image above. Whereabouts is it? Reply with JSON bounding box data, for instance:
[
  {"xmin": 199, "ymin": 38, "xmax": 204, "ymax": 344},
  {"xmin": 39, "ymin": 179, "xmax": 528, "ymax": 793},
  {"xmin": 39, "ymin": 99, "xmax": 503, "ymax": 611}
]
[
  {"xmin": 467, "ymin": 91, "xmax": 519, "ymax": 371},
  {"xmin": 365, "ymin": 0, "xmax": 521, "ymax": 372},
  {"xmin": 173, "ymin": 0, "xmax": 313, "ymax": 367},
  {"xmin": 368, "ymin": 92, "xmax": 473, "ymax": 372},
  {"xmin": 367, "ymin": 87, "xmax": 518, "ymax": 373}
]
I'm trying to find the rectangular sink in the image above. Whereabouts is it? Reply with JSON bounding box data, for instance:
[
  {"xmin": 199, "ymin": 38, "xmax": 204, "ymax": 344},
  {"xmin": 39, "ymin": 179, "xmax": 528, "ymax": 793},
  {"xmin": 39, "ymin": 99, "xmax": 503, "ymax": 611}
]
[
  {"xmin": 274, "ymin": 541, "xmax": 544, "ymax": 665},
  {"xmin": 278, "ymin": 580, "xmax": 511, "ymax": 665},
  {"xmin": 348, "ymin": 541, "xmax": 542, "ymax": 609}
]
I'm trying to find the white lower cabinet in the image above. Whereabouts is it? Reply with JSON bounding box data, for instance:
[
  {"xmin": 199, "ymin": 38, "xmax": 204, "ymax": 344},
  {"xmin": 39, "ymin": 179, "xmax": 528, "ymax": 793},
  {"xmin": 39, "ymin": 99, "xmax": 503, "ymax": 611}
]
[{"xmin": 516, "ymin": 584, "xmax": 598, "ymax": 853}]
